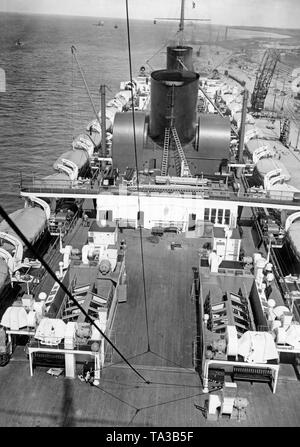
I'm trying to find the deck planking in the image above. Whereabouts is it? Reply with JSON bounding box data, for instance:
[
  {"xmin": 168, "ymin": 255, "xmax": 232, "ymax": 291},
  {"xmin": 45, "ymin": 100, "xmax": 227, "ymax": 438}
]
[
  {"xmin": 110, "ymin": 230, "xmax": 199, "ymax": 368},
  {"xmin": 0, "ymin": 228, "xmax": 300, "ymax": 426},
  {"xmin": 0, "ymin": 359, "xmax": 299, "ymax": 426}
]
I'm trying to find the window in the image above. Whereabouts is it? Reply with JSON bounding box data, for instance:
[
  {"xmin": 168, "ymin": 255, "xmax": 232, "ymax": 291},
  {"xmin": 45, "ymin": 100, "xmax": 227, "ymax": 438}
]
[
  {"xmin": 211, "ymin": 208, "xmax": 216, "ymax": 223},
  {"xmin": 224, "ymin": 209, "xmax": 230, "ymax": 225},
  {"xmin": 204, "ymin": 208, "xmax": 210, "ymax": 221},
  {"xmin": 106, "ymin": 210, "xmax": 112, "ymax": 220},
  {"xmin": 188, "ymin": 213, "xmax": 196, "ymax": 230},
  {"xmin": 217, "ymin": 209, "xmax": 223, "ymax": 224},
  {"xmin": 149, "ymin": 158, "xmax": 157, "ymax": 169}
]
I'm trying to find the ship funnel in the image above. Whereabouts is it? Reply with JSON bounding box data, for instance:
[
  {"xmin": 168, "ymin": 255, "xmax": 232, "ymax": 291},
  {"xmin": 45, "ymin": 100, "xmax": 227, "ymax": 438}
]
[
  {"xmin": 167, "ymin": 46, "xmax": 193, "ymax": 71},
  {"xmin": 149, "ymin": 69, "xmax": 199, "ymax": 145}
]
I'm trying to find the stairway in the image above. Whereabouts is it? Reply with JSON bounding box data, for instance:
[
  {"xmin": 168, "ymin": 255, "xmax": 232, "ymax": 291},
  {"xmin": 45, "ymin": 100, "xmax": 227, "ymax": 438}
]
[
  {"xmin": 161, "ymin": 127, "xmax": 170, "ymax": 176},
  {"xmin": 171, "ymin": 127, "xmax": 192, "ymax": 177}
]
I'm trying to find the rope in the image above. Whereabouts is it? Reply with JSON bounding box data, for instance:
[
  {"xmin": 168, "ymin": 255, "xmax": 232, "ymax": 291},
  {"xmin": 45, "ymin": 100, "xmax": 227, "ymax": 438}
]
[
  {"xmin": 145, "ymin": 29, "xmax": 182, "ymax": 70},
  {"xmin": 0, "ymin": 205, "xmax": 150, "ymax": 384},
  {"xmin": 125, "ymin": 0, "xmax": 151, "ymax": 352},
  {"xmin": 71, "ymin": 53, "xmax": 74, "ymax": 140},
  {"xmin": 71, "ymin": 46, "xmax": 102, "ymax": 134}
]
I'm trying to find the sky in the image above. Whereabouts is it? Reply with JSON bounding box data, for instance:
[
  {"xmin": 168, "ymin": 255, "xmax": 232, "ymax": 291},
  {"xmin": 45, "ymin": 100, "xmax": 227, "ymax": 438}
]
[{"xmin": 0, "ymin": 0, "xmax": 299, "ymax": 29}]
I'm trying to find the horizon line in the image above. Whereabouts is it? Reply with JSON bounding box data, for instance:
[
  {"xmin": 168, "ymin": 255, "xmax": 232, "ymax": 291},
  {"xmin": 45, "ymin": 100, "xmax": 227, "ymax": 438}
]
[{"xmin": 0, "ymin": 10, "xmax": 299, "ymax": 31}]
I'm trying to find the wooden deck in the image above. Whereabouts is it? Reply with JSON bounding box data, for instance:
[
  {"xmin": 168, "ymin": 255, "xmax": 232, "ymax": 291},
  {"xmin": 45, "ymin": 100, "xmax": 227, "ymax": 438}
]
[
  {"xmin": 0, "ymin": 228, "xmax": 300, "ymax": 426},
  {"xmin": 0, "ymin": 359, "xmax": 299, "ymax": 427},
  {"xmin": 109, "ymin": 230, "xmax": 199, "ymax": 368}
]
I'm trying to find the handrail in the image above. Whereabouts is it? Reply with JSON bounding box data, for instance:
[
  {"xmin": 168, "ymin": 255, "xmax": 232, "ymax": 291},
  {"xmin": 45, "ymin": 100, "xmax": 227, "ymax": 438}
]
[{"xmin": 20, "ymin": 182, "xmax": 300, "ymax": 207}]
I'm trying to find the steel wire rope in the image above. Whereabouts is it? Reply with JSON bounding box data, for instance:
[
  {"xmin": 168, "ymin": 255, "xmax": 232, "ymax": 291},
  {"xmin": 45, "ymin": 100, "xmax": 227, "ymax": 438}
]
[
  {"xmin": 71, "ymin": 52, "xmax": 75, "ymax": 141},
  {"xmin": 145, "ymin": 28, "xmax": 182, "ymax": 71},
  {"xmin": 125, "ymin": 0, "xmax": 151, "ymax": 352},
  {"xmin": 0, "ymin": 204, "xmax": 150, "ymax": 384}
]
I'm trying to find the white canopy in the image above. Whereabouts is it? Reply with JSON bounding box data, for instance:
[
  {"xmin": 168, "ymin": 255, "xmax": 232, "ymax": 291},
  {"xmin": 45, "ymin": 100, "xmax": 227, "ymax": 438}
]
[
  {"xmin": 238, "ymin": 331, "xmax": 279, "ymax": 363},
  {"xmin": 35, "ymin": 318, "xmax": 66, "ymax": 345},
  {"xmin": 1, "ymin": 306, "xmax": 28, "ymax": 330},
  {"xmin": 285, "ymin": 324, "xmax": 300, "ymax": 349}
]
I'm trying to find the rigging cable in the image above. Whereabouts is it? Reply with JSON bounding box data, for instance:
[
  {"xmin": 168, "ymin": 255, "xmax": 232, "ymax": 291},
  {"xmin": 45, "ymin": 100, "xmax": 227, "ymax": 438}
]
[
  {"xmin": 71, "ymin": 51, "xmax": 74, "ymax": 140},
  {"xmin": 145, "ymin": 24, "xmax": 183, "ymax": 71},
  {"xmin": 145, "ymin": 39, "xmax": 171, "ymax": 70},
  {"xmin": 71, "ymin": 45, "xmax": 102, "ymax": 145},
  {"xmin": 0, "ymin": 204, "xmax": 150, "ymax": 384},
  {"xmin": 125, "ymin": 0, "xmax": 151, "ymax": 352}
]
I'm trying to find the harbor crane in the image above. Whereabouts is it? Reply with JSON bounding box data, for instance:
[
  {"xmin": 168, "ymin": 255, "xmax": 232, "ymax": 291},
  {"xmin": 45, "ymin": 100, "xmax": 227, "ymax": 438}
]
[{"xmin": 251, "ymin": 49, "xmax": 280, "ymax": 113}]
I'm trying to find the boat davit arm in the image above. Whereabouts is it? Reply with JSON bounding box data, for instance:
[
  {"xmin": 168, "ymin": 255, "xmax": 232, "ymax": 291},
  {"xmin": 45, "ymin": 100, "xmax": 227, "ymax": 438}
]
[
  {"xmin": 268, "ymin": 174, "xmax": 285, "ymax": 188},
  {"xmin": 0, "ymin": 231, "xmax": 23, "ymax": 273},
  {"xmin": 285, "ymin": 211, "xmax": 300, "ymax": 231},
  {"xmin": 0, "ymin": 228, "xmax": 42, "ymax": 274},
  {"xmin": 72, "ymin": 134, "xmax": 94, "ymax": 157},
  {"xmin": 26, "ymin": 196, "xmax": 51, "ymax": 220},
  {"xmin": 252, "ymin": 145, "xmax": 271, "ymax": 164},
  {"xmin": 264, "ymin": 168, "xmax": 282, "ymax": 190},
  {"xmin": 0, "ymin": 247, "xmax": 15, "ymax": 276},
  {"xmin": 56, "ymin": 158, "xmax": 79, "ymax": 181}
]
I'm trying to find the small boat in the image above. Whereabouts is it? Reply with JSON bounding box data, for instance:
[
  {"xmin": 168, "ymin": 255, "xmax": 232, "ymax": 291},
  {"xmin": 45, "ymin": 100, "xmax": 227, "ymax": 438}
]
[
  {"xmin": 94, "ymin": 20, "xmax": 104, "ymax": 26},
  {"xmin": 15, "ymin": 39, "xmax": 24, "ymax": 47}
]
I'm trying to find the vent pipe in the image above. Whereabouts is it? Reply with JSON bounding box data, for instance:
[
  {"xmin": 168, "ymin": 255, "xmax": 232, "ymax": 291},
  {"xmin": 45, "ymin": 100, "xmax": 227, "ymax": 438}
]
[{"xmin": 100, "ymin": 84, "xmax": 106, "ymax": 157}]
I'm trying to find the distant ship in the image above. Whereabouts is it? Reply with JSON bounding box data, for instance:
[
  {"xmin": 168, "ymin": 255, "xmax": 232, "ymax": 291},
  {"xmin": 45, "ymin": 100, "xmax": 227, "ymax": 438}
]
[
  {"xmin": 15, "ymin": 39, "xmax": 24, "ymax": 47},
  {"xmin": 93, "ymin": 20, "xmax": 104, "ymax": 27}
]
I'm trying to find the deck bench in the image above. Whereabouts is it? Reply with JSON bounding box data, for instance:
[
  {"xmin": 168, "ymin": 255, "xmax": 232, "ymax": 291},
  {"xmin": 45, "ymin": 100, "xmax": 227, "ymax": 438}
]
[
  {"xmin": 203, "ymin": 360, "xmax": 279, "ymax": 394},
  {"xmin": 151, "ymin": 227, "xmax": 164, "ymax": 236},
  {"xmin": 32, "ymin": 352, "xmax": 65, "ymax": 368},
  {"xmin": 232, "ymin": 366, "xmax": 273, "ymax": 384}
]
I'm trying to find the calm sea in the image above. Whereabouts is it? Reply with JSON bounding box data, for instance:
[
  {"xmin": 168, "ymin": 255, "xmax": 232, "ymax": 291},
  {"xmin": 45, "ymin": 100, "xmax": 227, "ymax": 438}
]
[
  {"xmin": 0, "ymin": 13, "xmax": 295, "ymax": 214},
  {"xmin": 0, "ymin": 12, "xmax": 182, "ymax": 213}
]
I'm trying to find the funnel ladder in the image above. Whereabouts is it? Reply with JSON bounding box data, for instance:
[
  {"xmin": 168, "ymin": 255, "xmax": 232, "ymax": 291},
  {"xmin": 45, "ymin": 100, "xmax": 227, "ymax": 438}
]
[
  {"xmin": 171, "ymin": 126, "xmax": 191, "ymax": 177},
  {"xmin": 161, "ymin": 127, "xmax": 170, "ymax": 176}
]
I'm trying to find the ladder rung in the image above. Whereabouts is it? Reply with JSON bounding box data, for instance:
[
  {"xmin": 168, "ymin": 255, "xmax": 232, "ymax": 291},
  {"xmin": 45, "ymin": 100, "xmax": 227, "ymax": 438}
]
[
  {"xmin": 171, "ymin": 127, "xmax": 191, "ymax": 177},
  {"xmin": 161, "ymin": 127, "xmax": 170, "ymax": 176}
]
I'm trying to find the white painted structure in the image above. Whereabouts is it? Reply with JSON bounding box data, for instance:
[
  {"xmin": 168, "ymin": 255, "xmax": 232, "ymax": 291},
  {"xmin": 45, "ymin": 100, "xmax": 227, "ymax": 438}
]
[
  {"xmin": 212, "ymin": 227, "xmax": 241, "ymax": 261},
  {"xmin": 96, "ymin": 195, "xmax": 238, "ymax": 230}
]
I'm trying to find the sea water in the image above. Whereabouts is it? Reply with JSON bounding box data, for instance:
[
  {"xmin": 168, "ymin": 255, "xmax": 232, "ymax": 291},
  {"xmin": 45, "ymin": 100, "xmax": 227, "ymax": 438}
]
[
  {"xmin": 0, "ymin": 13, "xmax": 174, "ymax": 213},
  {"xmin": 0, "ymin": 13, "xmax": 296, "ymax": 213}
]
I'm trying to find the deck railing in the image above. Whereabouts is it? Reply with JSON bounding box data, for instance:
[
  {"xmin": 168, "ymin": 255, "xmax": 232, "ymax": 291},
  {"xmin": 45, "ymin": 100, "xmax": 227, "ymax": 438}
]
[
  {"xmin": 20, "ymin": 178, "xmax": 300, "ymax": 206},
  {"xmin": 28, "ymin": 337, "xmax": 97, "ymax": 351}
]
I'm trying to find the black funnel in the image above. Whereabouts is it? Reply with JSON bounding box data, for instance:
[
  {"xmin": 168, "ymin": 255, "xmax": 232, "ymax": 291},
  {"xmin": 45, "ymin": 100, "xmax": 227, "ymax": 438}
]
[
  {"xmin": 149, "ymin": 69, "xmax": 199, "ymax": 145},
  {"xmin": 167, "ymin": 46, "xmax": 193, "ymax": 71}
]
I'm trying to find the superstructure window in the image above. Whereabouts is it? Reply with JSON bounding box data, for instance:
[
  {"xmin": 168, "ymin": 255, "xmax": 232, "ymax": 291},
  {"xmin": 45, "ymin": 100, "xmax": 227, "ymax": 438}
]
[
  {"xmin": 204, "ymin": 208, "xmax": 231, "ymax": 225},
  {"xmin": 217, "ymin": 209, "xmax": 223, "ymax": 224},
  {"xmin": 224, "ymin": 209, "xmax": 230, "ymax": 225},
  {"xmin": 204, "ymin": 208, "xmax": 210, "ymax": 221},
  {"xmin": 149, "ymin": 158, "xmax": 157, "ymax": 169},
  {"xmin": 211, "ymin": 209, "xmax": 216, "ymax": 223}
]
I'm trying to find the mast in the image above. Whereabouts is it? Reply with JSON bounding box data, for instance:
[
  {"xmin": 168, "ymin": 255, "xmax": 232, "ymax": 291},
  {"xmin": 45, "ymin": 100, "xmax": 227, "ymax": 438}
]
[
  {"xmin": 238, "ymin": 89, "xmax": 249, "ymax": 162},
  {"xmin": 179, "ymin": 0, "xmax": 185, "ymax": 31},
  {"xmin": 179, "ymin": 0, "xmax": 185, "ymax": 39},
  {"xmin": 100, "ymin": 85, "xmax": 106, "ymax": 157}
]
